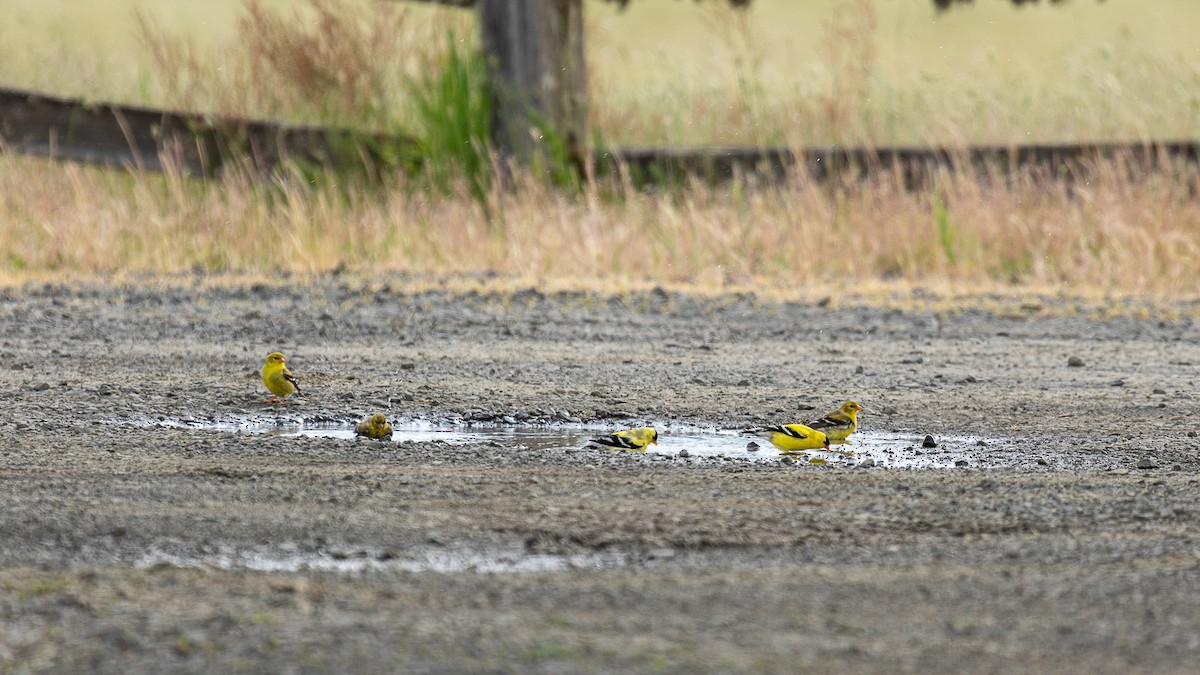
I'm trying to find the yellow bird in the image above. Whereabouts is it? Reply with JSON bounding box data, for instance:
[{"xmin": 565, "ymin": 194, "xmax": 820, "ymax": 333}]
[
  {"xmin": 588, "ymin": 427, "xmax": 659, "ymax": 452},
  {"xmin": 356, "ymin": 413, "xmax": 393, "ymax": 440},
  {"xmin": 805, "ymin": 400, "xmax": 864, "ymax": 444},
  {"xmin": 260, "ymin": 351, "xmax": 300, "ymax": 403},
  {"xmin": 743, "ymin": 423, "xmax": 830, "ymax": 453}
]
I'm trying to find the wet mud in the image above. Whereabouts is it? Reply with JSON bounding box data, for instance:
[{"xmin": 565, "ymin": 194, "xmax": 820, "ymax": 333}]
[{"xmin": 2, "ymin": 280, "xmax": 1200, "ymax": 673}]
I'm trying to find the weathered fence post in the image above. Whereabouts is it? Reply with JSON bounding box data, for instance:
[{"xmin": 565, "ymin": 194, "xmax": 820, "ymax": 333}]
[{"xmin": 477, "ymin": 0, "xmax": 587, "ymax": 174}]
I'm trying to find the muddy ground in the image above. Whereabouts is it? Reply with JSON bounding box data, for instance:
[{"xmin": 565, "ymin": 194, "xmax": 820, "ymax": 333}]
[{"xmin": 2, "ymin": 280, "xmax": 1200, "ymax": 673}]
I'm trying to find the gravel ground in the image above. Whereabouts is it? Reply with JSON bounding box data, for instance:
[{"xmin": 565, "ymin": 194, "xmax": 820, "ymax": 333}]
[{"xmin": 2, "ymin": 280, "xmax": 1200, "ymax": 673}]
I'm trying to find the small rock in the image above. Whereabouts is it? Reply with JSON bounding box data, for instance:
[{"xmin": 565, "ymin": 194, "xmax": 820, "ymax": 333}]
[
  {"xmin": 1173, "ymin": 464, "xmax": 1183, "ymax": 471},
  {"xmin": 1152, "ymin": 388, "xmax": 1167, "ymax": 395},
  {"xmin": 1110, "ymin": 379, "xmax": 1125, "ymax": 387},
  {"xmin": 857, "ymin": 457, "xmax": 876, "ymax": 468},
  {"xmin": 977, "ymin": 479, "xmax": 997, "ymax": 490},
  {"xmin": 954, "ymin": 459, "xmax": 969, "ymax": 467},
  {"xmin": 854, "ymin": 365, "xmax": 864, "ymax": 375},
  {"xmin": 922, "ymin": 435, "xmax": 938, "ymax": 448},
  {"xmin": 745, "ymin": 441, "xmax": 760, "ymax": 451},
  {"xmin": 780, "ymin": 456, "xmax": 795, "ymax": 465},
  {"xmin": 678, "ymin": 449, "xmax": 689, "ymax": 458},
  {"xmin": 399, "ymin": 363, "xmax": 416, "ymax": 371},
  {"xmin": 1035, "ymin": 457, "xmax": 1050, "ymax": 466},
  {"xmin": 1136, "ymin": 458, "xmax": 1159, "ymax": 470},
  {"xmin": 961, "ymin": 375, "xmax": 977, "ymax": 383},
  {"xmin": 30, "ymin": 382, "xmax": 50, "ymax": 392},
  {"xmin": 737, "ymin": 379, "xmax": 751, "ymax": 386},
  {"xmin": 1067, "ymin": 356, "xmax": 1085, "ymax": 367}
]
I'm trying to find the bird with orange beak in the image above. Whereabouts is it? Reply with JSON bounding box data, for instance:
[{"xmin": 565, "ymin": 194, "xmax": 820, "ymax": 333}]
[{"xmin": 805, "ymin": 400, "xmax": 865, "ymax": 444}]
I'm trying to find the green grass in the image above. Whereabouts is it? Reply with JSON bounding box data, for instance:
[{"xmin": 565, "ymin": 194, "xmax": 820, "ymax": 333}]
[
  {"xmin": 16, "ymin": 577, "xmax": 70, "ymax": 601},
  {"xmin": 405, "ymin": 32, "xmax": 493, "ymax": 200},
  {"xmin": 518, "ymin": 641, "xmax": 583, "ymax": 662},
  {"xmin": 934, "ymin": 194, "xmax": 957, "ymax": 265}
]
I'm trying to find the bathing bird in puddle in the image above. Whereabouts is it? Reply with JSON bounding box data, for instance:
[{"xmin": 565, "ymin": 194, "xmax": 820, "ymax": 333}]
[
  {"xmin": 588, "ymin": 426, "xmax": 659, "ymax": 452},
  {"xmin": 260, "ymin": 351, "xmax": 301, "ymax": 404},
  {"xmin": 804, "ymin": 400, "xmax": 865, "ymax": 444},
  {"xmin": 356, "ymin": 412, "xmax": 393, "ymax": 440},
  {"xmin": 742, "ymin": 423, "xmax": 830, "ymax": 454}
]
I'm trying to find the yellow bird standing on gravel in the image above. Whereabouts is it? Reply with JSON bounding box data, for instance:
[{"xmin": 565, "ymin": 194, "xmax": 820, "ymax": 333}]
[
  {"xmin": 356, "ymin": 413, "xmax": 393, "ymax": 440},
  {"xmin": 260, "ymin": 351, "xmax": 301, "ymax": 403},
  {"xmin": 743, "ymin": 423, "xmax": 830, "ymax": 453},
  {"xmin": 589, "ymin": 427, "xmax": 659, "ymax": 452},
  {"xmin": 804, "ymin": 400, "xmax": 865, "ymax": 444}
]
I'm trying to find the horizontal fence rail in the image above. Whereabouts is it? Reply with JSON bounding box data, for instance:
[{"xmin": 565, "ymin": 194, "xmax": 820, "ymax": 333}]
[
  {"xmin": 0, "ymin": 86, "xmax": 409, "ymax": 176},
  {"xmin": 604, "ymin": 142, "xmax": 1200, "ymax": 188},
  {"xmin": 2, "ymin": 85, "xmax": 1198, "ymax": 187}
]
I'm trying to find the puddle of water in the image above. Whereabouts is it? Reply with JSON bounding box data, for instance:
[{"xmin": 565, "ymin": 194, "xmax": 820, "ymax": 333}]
[
  {"xmin": 136, "ymin": 549, "xmax": 632, "ymax": 574},
  {"xmin": 130, "ymin": 415, "xmax": 1017, "ymax": 469}
]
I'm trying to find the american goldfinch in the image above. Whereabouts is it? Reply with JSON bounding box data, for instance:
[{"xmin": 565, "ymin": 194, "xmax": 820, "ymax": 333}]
[
  {"xmin": 742, "ymin": 423, "xmax": 830, "ymax": 453},
  {"xmin": 260, "ymin": 351, "xmax": 300, "ymax": 403},
  {"xmin": 804, "ymin": 400, "xmax": 864, "ymax": 444},
  {"xmin": 356, "ymin": 412, "xmax": 393, "ymax": 440},
  {"xmin": 588, "ymin": 426, "xmax": 659, "ymax": 452}
]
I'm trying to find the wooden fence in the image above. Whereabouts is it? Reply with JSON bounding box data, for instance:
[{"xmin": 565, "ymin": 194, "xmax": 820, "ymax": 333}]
[
  {"xmin": 2, "ymin": 0, "xmax": 1197, "ymax": 187},
  {"xmin": 3, "ymin": 84, "xmax": 1198, "ymax": 189},
  {"xmin": 0, "ymin": 86, "xmax": 406, "ymax": 175}
]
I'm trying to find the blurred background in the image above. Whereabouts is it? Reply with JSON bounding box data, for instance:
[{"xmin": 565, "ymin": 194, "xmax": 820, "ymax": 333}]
[
  {"xmin": 4, "ymin": 0, "xmax": 1197, "ymax": 144},
  {"xmin": 2, "ymin": 0, "xmax": 1198, "ymax": 298}
]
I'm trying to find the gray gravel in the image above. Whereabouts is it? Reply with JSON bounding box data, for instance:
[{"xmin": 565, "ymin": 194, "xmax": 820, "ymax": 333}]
[{"xmin": 2, "ymin": 279, "xmax": 1200, "ymax": 673}]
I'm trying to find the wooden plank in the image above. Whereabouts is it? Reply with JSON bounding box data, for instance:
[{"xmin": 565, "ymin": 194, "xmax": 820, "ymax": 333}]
[
  {"xmin": 3, "ymin": 86, "xmax": 1197, "ymax": 188},
  {"xmin": 602, "ymin": 142, "xmax": 1200, "ymax": 189},
  {"xmin": 0, "ymin": 86, "xmax": 413, "ymax": 175}
]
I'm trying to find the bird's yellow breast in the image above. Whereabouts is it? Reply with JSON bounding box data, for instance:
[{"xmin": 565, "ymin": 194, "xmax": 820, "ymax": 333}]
[{"xmin": 261, "ymin": 365, "xmax": 296, "ymax": 397}]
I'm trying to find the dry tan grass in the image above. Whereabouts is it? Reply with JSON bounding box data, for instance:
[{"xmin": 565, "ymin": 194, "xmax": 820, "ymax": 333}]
[
  {"xmin": 586, "ymin": 0, "xmax": 1200, "ymax": 146},
  {"xmin": 3, "ymin": 151, "xmax": 1199, "ymax": 305},
  {"xmin": 135, "ymin": 0, "xmax": 469, "ymax": 127}
]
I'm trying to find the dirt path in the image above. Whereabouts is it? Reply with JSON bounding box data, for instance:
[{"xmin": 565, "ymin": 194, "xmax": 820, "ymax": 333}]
[{"xmin": 2, "ymin": 281, "xmax": 1199, "ymax": 673}]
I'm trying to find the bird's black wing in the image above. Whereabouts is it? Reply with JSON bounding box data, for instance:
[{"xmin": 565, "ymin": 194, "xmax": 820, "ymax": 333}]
[{"xmin": 590, "ymin": 434, "xmax": 638, "ymax": 449}]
